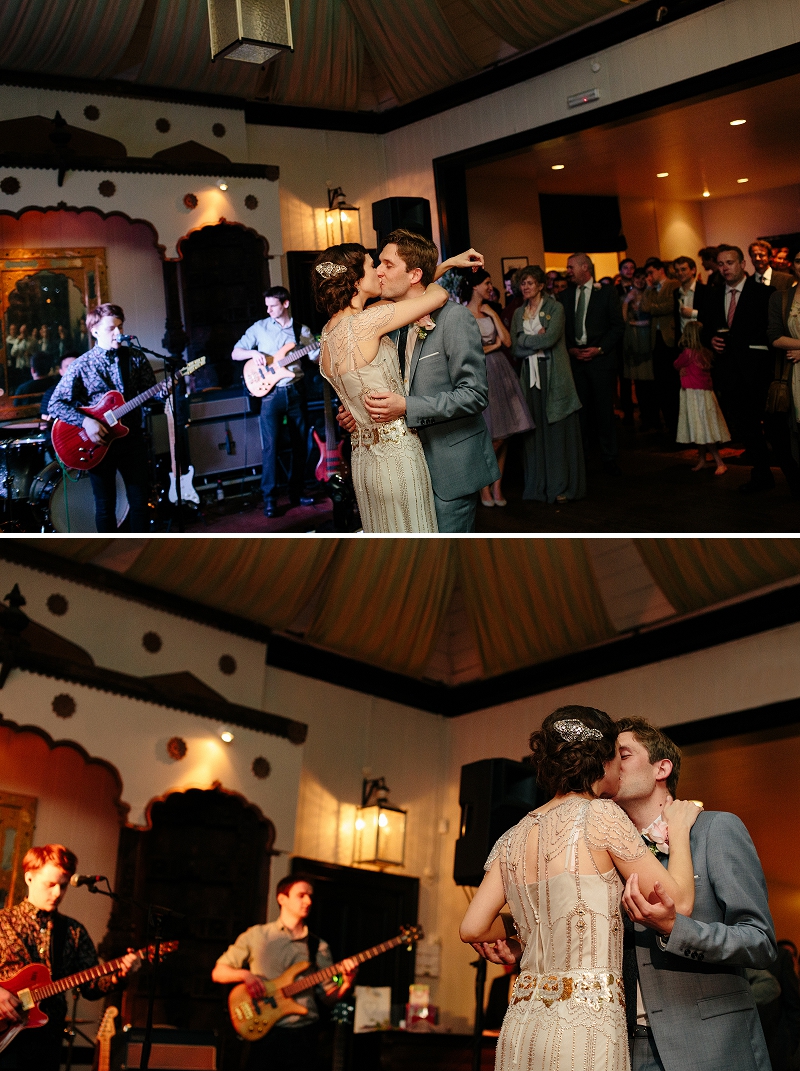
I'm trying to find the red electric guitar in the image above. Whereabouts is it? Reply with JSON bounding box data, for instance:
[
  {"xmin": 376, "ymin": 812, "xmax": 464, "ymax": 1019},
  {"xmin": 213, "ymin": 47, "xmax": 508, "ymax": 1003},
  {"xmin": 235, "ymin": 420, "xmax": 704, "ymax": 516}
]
[
  {"xmin": 0, "ymin": 940, "xmax": 178, "ymax": 1054},
  {"xmin": 312, "ymin": 379, "xmax": 348, "ymax": 482},
  {"xmin": 52, "ymin": 357, "xmax": 205, "ymax": 471}
]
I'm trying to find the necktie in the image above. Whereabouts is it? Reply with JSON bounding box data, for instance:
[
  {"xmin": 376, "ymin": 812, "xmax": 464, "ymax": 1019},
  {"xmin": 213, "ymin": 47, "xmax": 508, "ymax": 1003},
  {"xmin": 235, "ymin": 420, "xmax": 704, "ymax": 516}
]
[
  {"xmin": 727, "ymin": 288, "xmax": 738, "ymax": 328},
  {"xmin": 575, "ymin": 285, "xmax": 587, "ymax": 343},
  {"xmin": 397, "ymin": 325, "xmax": 409, "ymax": 379}
]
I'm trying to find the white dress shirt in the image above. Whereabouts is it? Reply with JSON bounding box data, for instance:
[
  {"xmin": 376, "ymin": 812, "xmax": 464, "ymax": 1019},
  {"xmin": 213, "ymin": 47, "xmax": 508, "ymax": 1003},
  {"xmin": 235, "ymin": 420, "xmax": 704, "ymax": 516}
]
[
  {"xmin": 754, "ymin": 266, "xmax": 772, "ymax": 286},
  {"xmin": 724, "ymin": 277, "xmax": 746, "ymax": 321},
  {"xmin": 679, "ymin": 280, "xmax": 699, "ymax": 330}
]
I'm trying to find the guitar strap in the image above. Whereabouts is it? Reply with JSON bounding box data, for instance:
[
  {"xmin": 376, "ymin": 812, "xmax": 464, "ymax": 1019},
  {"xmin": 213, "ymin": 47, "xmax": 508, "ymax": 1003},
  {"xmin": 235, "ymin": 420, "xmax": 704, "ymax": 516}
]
[
  {"xmin": 50, "ymin": 912, "xmax": 69, "ymax": 982},
  {"xmin": 306, "ymin": 932, "xmax": 320, "ymax": 968}
]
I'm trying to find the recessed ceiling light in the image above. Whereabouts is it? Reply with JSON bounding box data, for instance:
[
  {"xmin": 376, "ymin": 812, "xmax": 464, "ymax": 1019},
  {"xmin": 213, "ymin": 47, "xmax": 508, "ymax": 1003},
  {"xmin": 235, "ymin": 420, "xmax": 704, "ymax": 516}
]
[
  {"xmin": 737, "ymin": 177, "xmax": 749, "ymax": 183},
  {"xmin": 702, "ymin": 190, "xmax": 710, "ymax": 198},
  {"xmin": 657, "ymin": 172, "xmax": 669, "ymax": 178},
  {"xmin": 551, "ymin": 164, "xmax": 565, "ymax": 170},
  {"xmin": 218, "ymin": 180, "xmax": 229, "ymax": 190},
  {"xmin": 729, "ymin": 119, "xmax": 746, "ymax": 126}
]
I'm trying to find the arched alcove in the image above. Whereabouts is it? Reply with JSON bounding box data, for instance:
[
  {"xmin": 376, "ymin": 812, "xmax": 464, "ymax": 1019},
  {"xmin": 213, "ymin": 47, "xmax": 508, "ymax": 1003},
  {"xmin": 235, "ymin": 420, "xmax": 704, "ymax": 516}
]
[{"xmin": 103, "ymin": 784, "xmax": 276, "ymax": 1065}]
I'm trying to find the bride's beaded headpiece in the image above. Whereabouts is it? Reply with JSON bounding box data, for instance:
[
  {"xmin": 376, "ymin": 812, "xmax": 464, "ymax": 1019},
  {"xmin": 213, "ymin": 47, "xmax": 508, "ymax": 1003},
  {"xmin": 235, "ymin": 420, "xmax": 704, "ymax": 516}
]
[
  {"xmin": 553, "ymin": 719, "xmax": 603, "ymax": 744},
  {"xmin": 315, "ymin": 262, "xmax": 347, "ymax": 279}
]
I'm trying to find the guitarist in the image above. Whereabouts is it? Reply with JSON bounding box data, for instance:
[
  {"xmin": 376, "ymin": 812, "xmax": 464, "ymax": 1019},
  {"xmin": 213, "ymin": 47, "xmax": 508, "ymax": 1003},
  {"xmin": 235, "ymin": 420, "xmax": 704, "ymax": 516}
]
[
  {"xmin": 212, "ymin": 876, "xmax": 356, "ymax": 1070},
  {"xmin": 47, "ymin": 303, "xmax": 156, "ymax": 532},
  {"xmin": 232, "ymin": 287, "xmax": 319, "ymax": 518},
  {"xmin": 0, "ymin": 844, "xmax": 138, "ymax": 1071}
]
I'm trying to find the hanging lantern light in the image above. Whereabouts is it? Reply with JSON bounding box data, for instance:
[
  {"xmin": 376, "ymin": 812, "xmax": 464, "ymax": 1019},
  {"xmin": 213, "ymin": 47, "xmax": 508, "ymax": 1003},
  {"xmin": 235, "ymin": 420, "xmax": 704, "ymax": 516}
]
[
  {"xmin": 326, "ymin": 187, "xmax": 363, "ymax": 246},
  {"xmin": 353, "ymin": 778, "xmax": 407, "ymax": 868},
  {"xmin": 207, "ymin": 0, "xmax": 293, "ymax": 64}
]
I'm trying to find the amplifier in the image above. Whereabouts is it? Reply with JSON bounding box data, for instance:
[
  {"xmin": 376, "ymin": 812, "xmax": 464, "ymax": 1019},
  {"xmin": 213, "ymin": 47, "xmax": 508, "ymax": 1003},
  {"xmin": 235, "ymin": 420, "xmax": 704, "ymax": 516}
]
[
  {"xmin": 189, "ymin": 388, "xmax": 252, "ymax": 421},
  {"xmin": 112, "ymin": 1028, "xmax": 216, "ymax": 1070},
  {"xmin": 187, "ymin": 413, "xmax": 262, "ymax": 478}
]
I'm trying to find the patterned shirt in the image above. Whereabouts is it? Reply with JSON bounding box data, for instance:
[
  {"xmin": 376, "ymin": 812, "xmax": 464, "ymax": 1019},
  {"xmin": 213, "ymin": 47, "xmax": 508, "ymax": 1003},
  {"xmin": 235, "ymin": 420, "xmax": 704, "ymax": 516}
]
[
  {"xmin": 47, "ymin": 344, "xmax": 157, "ymax": 428},
  {"xmin": 0, "ymin": 900, "xmax": 115, "ymax": 1022}
]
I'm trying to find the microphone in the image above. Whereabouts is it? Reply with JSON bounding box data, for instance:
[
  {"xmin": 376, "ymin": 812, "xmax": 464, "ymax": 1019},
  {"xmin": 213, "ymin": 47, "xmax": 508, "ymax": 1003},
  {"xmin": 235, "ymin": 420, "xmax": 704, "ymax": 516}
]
[
  {"xmin": 117, "ymin": 334, "xmax": 136, "ymax": 344},
  {"xmin": 70, "ymin": 874, "xmax": 106, "ymax": 888}
]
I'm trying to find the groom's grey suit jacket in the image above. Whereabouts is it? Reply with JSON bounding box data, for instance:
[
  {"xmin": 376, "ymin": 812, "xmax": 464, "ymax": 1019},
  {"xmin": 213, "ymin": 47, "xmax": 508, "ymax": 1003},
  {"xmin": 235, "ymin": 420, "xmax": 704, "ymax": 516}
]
[
  {"xmin": 631, "ymin": 810, "xmax": 776, "ymax": 1071},
  {"xmin": 402, "ymin": 301, "xmax": 499, "ymax": 500}
]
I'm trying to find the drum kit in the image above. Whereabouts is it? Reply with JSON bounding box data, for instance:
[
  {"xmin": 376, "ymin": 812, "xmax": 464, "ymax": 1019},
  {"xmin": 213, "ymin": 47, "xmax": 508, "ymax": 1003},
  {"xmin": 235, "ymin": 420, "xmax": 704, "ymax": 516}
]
[{"xmin": 0, "ymin": 418, "xmax": 128, "ymax": 532}]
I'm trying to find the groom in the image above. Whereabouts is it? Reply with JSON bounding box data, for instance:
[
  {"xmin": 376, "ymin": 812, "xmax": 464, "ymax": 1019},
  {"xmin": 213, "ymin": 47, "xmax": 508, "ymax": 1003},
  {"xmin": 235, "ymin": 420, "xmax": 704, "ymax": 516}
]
[
  {"xmin": 475, "ymin": 716, "xmax": 776, "ymax": 1071},
  {"xmin": 337, "ymin": 230, "xmax": 499, "ymax": 532}
]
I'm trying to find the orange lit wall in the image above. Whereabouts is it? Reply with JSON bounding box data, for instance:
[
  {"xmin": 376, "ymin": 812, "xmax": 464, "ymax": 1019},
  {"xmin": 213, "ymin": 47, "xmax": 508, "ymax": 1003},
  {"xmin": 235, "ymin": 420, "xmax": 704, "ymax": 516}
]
[{"xmin": 678, "ymin": 727, "xmax": 800, "ymax": 945}]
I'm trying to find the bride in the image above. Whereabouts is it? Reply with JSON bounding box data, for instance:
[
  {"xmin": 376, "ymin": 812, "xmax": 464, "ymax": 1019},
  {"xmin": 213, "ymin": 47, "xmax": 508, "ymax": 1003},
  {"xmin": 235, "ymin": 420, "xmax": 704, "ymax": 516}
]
[
  {"xmin": 313, "ymin": 243, "xmax": 482, "ymax": 533},
  {"xmin": 460, "ymin": 706, "xmax": 700, "ymax": 1071}
]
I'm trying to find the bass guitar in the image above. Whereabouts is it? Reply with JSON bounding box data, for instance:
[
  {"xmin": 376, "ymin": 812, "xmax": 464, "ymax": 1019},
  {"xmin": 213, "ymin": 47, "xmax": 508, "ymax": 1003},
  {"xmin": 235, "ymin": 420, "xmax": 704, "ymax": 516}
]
[
  {"xmin": 52, "ymin": 357, "xmax": 206, "ymax": 472},
  {"xmin": 312, "ymin": 379, "xmax": 348, "ymax": 482},
  {"xmin": 228, "ymin": 924, "xmax": 422, "ymax": 1042},
  {"xmin": 0, "ymin": 940, "xmax": 178, "ymax": 1054},
  {"xmin": 243, "ymin": 340, "xmax": 318, "ymax": 398}
]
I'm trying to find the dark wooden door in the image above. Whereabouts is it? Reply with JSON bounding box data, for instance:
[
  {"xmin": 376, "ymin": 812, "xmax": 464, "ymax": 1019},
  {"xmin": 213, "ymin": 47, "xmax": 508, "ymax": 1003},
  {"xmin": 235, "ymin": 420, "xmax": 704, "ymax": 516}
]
[
  {"xmin": 101, "ymin": 787, "xmax": 274, "ymax": 1070},
  {"xmin": 179, "ymin": 223, "xmax": 270, "ymax": 389},
  {"xmin": 291, "ymin": 857, "xmax": 419, "ymax": 1011}
]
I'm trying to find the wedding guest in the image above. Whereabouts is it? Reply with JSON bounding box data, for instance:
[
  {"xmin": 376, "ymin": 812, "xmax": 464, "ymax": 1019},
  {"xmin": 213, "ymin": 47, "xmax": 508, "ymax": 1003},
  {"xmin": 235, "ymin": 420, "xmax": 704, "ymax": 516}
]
[
  {"xmin": 749, "ymin": 240, "xmax": 794, "ymax": 290},
  {"xmin": 622, "ymin": 270, "xmax": 658, "ymax": 430},
  {"xmin": 616, "ymin": 258, "xmax": 636, "ymax": 298},
  {"xmin": 464, "ymin": 269, "xmax": 534, "ymax": 507},
  {"xmin": 641, "ymin": 257, "xmax": 681, "ymax": 438},
  {"xmin": 13, "ymin": 352, "xmax": 59, "ymax": 407},
  {"xmin": 766, "ymin": 250, "xmax": 800, "ymax": 498},
  {"xmin": 512, "ymin": 266, "xmax": 585, "ymax": 503}
]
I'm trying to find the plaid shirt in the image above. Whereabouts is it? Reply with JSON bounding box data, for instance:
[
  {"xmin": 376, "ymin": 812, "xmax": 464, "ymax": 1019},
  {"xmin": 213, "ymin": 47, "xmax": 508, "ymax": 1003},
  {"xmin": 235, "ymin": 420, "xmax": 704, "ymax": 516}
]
[
  {"xmin": 47, "ymin": 344, "xmax": 157, "ymax": 428},
  {"xmin": 0, "ymin": 900, "xmax": 115, "ymax": 1021}
]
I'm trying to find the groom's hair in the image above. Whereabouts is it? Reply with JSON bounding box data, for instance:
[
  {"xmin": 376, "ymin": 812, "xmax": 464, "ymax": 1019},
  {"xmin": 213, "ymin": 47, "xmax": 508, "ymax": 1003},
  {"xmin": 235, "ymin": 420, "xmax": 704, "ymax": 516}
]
[
  {"xmin": 616, "ymin": 717, "xmax": 681, "ymax": 796},
  {"xmin": 383, "ymin": 229, "xmax": 439, "ymax": 287}
]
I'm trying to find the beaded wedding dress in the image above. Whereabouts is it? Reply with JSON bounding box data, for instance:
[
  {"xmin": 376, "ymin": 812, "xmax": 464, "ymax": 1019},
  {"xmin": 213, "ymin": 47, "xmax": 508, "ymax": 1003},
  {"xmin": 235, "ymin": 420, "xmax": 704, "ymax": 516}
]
[
  {"xmin": 320, "ymin": 305, "xmax": 438, "ymax": 533},
  {"xmin": 486, "ymin": 798, "xmax": 647, "ymax": 1071}
]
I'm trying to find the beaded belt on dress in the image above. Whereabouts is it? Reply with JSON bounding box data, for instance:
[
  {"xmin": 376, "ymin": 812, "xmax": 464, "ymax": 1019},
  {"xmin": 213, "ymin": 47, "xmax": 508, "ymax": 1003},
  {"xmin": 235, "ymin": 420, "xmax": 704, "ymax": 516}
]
[
  {"xmin": 511, "ymin": 970, "xmax": 625, "ymax": 1009},
  {"xmin": 351, "ymin": 419, "xmax": 417, "ymax": 449}
]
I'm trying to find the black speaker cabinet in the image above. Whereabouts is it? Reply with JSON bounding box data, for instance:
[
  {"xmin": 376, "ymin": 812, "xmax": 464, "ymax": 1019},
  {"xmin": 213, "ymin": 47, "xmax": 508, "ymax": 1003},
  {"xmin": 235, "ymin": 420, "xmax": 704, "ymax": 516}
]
[
  {"xmin": 453, "ymin": 758, "xmax": 539, "ymax": 887},
  {"xmin": 187, "ymin": 412, "xmax": 263, "ymax": 478},
  {"xmin": 371, "ymin": 197, "xmax": 432, "ymax": 250}
]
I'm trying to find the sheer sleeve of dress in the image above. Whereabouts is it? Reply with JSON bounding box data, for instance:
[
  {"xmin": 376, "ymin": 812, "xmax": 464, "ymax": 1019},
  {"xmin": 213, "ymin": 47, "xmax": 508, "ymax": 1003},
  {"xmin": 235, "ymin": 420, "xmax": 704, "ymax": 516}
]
[
  {"xmin": 351, "ymin": 303, "xmax": 396, "ymax": 340},
  {"xmin": 584, "ymin": 799, "xmax": 647, "ymax": 861},
  {"xmin": 485, "ymin": 827, "xmax": 514, "ymax": 871}
]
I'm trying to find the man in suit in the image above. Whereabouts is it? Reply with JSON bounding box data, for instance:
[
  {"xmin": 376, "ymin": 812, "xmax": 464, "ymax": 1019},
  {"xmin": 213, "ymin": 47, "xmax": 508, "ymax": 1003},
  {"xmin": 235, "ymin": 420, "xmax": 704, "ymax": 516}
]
[
  {"xmin": 338, "ymin": 230, "xmax": 499, "ymax": 532},
  {"xmin": 672, "ymin": 256, "xmax": 707, "ymax": 342},
  {"xmin": 641, "ymin": 258, "xmax": 681, "ymax": 439},
  {"xmin": 749, "ymin": 240, "xmax": 794, "ymax": 290},
  {"xmin": 701, "ymin": 244, "xmax": 787, "ymax": 494},
  {"xmin": 617, "ymin": 717, "xmax": 775, "ymax": 1071},
  {"xmin": 558, "ymin": 253, "xmax": 625, "ymax": 475}
]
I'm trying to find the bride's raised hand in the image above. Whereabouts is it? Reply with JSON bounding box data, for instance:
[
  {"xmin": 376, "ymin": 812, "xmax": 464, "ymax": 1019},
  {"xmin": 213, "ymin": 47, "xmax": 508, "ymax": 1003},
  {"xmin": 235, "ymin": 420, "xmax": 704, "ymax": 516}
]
[
  {"xmin": 437, "ymin": 249, "xmax": 485, "ymax": 277},
  {"xmin": 662, "ymin": 798, "xmax": 703, "ymax": 837}
]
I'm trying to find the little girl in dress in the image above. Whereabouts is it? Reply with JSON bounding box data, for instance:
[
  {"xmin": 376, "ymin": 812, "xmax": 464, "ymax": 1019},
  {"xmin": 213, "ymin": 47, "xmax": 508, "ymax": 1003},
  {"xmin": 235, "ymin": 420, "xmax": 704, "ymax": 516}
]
[{"xmin": 674, "ymin": 320, "xmax": 730, "ymax": 474}]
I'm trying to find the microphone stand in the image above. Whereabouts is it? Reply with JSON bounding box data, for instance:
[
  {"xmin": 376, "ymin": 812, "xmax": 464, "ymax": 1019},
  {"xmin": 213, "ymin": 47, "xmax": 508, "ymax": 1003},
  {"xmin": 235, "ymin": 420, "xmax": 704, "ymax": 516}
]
[
  {"xmin": 121, "ymin": 337, "xmax": 188, "ymax": 531},
  {"xmin": 84, "ymin": 879, "xmax": 184, "ymax": 1071}
]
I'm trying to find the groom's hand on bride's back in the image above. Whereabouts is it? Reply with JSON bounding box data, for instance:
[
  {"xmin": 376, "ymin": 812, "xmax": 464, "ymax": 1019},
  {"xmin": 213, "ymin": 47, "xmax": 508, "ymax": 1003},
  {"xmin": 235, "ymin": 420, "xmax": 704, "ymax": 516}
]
[
  {"xmin": 622, "ymin": 873, "xmax": 677, "ymax": 935},
  {"xmin": 336, "ymin": 408, "xmax": 357, "ymax": 433},
  {"xmin": 471, "ymin": 938, "xmax": 522, "ymax": 965}
]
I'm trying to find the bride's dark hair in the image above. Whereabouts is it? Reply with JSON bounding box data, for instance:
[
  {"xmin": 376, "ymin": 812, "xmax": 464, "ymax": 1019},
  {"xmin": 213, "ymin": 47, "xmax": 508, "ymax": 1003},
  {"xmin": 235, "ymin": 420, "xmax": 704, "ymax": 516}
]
[
  {"xmin": 529, "ymin": 706, "xmax": 618, "ymax": 798},
  {"xmin": 312, "ymin": 244, "xmax": 368, "ymax": 316}
]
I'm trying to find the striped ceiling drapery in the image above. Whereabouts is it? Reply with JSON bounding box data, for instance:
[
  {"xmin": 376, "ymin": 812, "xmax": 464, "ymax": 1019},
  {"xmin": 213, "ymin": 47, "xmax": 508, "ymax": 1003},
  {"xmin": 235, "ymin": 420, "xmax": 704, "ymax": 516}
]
[
  {"xmin": 635, "ymin": 538, "xmax": 800, "ymax": 615},
  {"xmin": 461, "ymin": 0, "xmax": 629, "ymax": 52},
  {"xmin": 456, "ymin": 539, "xmax": 615, "ymax": 678}
]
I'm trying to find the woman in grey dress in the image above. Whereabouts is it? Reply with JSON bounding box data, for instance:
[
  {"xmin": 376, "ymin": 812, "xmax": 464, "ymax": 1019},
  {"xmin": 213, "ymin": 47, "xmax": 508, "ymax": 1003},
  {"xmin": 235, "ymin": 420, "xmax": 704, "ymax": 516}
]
[{"xmin": 511, "ymin": 266, "xmax": 586, "ymax": 503}]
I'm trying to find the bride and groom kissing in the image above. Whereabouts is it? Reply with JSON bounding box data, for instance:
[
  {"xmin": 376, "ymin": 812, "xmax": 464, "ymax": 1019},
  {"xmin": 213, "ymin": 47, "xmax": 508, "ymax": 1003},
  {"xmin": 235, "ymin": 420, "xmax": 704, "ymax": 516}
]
[
  {"xmin": 462, "ymin": 710, "xmax": 776, "ymax": 1071},
  {"xmin": 312, "ymin": 229, "xmax": 500, "ymax": 533}
]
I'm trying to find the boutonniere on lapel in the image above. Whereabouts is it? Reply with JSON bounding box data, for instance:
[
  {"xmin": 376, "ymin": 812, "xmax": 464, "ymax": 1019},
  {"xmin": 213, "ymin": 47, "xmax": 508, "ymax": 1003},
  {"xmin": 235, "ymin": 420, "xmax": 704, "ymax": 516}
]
[
  {"xmin": 415, "ymin": 315, "xmax": 436, "ymax": 341},
  {"xmin": 539, "ymin": 311, "xmax": 551, "ymax": 326},
  {"xmin": 640, "ymin": 816, "xmax": 670, "ymax": 856}
]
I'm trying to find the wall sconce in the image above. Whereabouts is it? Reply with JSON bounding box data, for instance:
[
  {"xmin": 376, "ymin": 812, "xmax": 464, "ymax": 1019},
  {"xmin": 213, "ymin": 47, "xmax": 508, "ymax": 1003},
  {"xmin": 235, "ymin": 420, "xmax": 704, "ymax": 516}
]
[
  {"xmin": 353, "ymin": 777, "xmax": 406, "ymax": 867},
  {"xmin": 207, "ymin": 0, "xmax": 293, "ymax": 64},
  {"xmin": 326, "ymin": 187, "xmax": 362, "ymax": 246}
]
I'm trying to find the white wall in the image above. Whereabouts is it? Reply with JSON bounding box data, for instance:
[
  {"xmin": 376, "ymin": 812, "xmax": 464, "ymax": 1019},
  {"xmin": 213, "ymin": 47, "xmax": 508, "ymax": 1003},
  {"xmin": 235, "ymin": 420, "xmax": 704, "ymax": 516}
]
[{"xmin": 702, "ymin": 181, "xmax": 800, "ymax": 256}]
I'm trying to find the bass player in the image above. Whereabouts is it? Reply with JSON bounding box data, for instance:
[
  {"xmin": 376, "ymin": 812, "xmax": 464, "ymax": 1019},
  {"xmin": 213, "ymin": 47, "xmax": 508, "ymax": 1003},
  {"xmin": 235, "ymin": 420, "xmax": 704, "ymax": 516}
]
[
  {"xmin": 0, "ymin": 844, "xmax": 138, "ymax": 1071},
  {"xmin": 47, "ymin": 303, "xmax": 155, "ymax": 532},
  {"xmin": 212, "ymin": 876, "xmax": 356, "ymax": 1071},
  {"xmin": 232, "ymin": 286, "xmax": 319, "ymax": 518}
]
